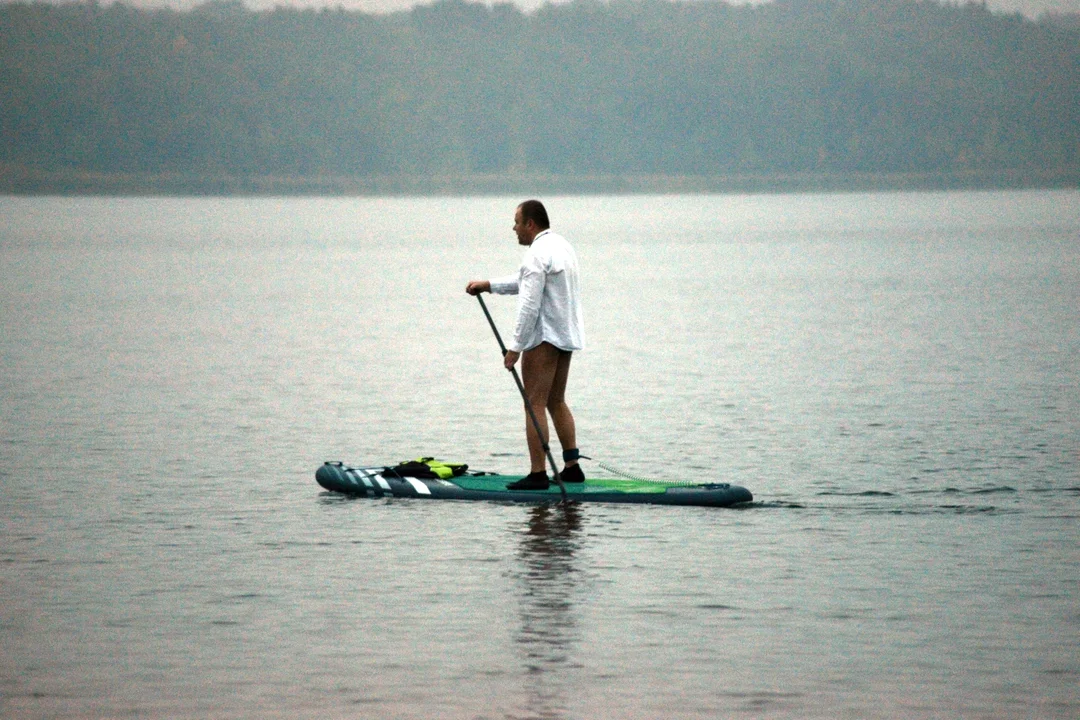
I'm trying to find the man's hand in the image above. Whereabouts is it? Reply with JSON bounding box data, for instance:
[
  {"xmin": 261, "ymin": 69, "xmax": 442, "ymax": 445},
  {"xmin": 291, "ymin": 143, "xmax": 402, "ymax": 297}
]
[
  {"xmin": 465, "ymin": 280, "xmax": 490, "ymax": 295},
  {"xmin": 503, "ymin": 350, "xmax": 519, "ymax": 370}
]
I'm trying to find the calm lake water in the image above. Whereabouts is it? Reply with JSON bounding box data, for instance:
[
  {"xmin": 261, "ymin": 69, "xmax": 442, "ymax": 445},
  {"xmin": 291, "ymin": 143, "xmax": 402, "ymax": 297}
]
[{"xmin": 1, "ymin": 190, "xmax": 1078, "ymax": 719}]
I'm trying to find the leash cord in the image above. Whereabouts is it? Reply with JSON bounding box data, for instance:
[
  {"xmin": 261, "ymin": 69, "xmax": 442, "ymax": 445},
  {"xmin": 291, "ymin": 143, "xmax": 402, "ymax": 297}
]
[{"xmin": 579, "ymin": 455, "xmax": 698, "ymax": 486}]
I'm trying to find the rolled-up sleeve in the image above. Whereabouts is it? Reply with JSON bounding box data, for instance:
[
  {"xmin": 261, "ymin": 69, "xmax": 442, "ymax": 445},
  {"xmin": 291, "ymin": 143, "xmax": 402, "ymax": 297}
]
[{"xmin": 488, "ymin": 273, "xmax": 520, "ymax": 295}]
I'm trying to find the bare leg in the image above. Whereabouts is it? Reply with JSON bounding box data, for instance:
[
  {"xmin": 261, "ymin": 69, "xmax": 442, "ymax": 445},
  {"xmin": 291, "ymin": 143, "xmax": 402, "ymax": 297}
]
[
  {"xmin": 521, "ymin": 343, "xmax": 560, "ymax": 474},
  {"xmin": 546, "ymin": 349, "xmax": 578, "ymax": 468}
]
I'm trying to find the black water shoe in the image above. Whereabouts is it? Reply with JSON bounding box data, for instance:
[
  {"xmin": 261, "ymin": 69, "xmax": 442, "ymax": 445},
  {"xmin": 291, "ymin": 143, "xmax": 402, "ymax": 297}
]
[
  {"xmin": 560, "ymin": 464, "xmax": 585, "ymax": 483},
  {"xmin": 506, "ymin": 471, "xmax": 550, "ymax": 490}
]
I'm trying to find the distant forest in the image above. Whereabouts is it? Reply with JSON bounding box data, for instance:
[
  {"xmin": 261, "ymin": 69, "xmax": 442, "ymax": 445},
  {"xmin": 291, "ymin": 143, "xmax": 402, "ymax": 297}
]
[{"xmin": 2, "ymin": 0, "xmax": 1078, "ymax": 194}]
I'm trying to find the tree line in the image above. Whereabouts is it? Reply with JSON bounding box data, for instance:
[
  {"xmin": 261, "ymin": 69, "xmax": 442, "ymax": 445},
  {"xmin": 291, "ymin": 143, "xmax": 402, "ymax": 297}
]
[{"xmin": 1, "ymin": 0, "xmax": 1078, "ymax": 193}]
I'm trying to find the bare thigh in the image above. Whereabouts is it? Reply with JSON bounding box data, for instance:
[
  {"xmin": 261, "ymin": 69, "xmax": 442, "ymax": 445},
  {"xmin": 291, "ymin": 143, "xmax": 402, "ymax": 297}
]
[
  {"xmin": 548, "ymin": 348, "xmax": 572, "ymax": 408},
  {"xmin": 522, "ymin": 342, "xmax": 569, "ymax": 406}
]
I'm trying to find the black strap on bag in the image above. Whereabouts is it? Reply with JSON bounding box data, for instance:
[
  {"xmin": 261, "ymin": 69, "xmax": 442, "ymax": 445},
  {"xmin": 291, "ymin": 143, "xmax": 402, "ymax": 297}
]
[
  {"xmin": 382, "ymin": 458, "xmax": 470, "ymax": 479},
  {"xmin": 383, "ymin": 461, "xmax": 440, "ymax": 479}
]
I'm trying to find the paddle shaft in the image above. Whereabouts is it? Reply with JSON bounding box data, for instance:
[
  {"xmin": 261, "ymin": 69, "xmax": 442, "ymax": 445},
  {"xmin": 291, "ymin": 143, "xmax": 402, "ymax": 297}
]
[{"xmin": 476, "ymin": 294, "xmax": 567, "ymax": 499}]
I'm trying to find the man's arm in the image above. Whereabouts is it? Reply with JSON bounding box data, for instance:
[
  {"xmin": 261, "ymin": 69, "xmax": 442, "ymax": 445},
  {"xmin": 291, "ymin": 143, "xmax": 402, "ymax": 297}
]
[{"xmin": 508, "ymin": 261, "xmax": 545, "ymax": 353}]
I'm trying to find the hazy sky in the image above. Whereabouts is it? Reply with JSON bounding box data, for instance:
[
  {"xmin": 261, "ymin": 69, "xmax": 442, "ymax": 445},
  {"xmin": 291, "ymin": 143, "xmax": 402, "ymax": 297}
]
[{"xmin": 56, "ymin": 0, "xmax": 1080, "ymax": 17}]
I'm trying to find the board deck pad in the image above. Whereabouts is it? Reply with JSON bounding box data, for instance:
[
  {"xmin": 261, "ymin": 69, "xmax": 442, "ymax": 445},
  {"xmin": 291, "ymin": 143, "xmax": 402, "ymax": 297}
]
[{"xmin": 316, "ymin": 462, "xmax": 753, "ymax": 507}]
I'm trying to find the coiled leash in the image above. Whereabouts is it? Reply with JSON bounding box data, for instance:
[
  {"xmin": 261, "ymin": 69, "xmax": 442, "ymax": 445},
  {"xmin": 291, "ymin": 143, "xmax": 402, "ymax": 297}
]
[{"xmin": 568, "ymin": 450, "xmax": 700, "ymax": 486}]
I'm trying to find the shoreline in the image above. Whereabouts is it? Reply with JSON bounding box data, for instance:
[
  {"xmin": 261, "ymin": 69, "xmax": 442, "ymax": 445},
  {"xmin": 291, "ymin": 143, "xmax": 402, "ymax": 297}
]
[{"xmin": 2, "ymin": 166, "xmax": 1077, "ymax": 197}]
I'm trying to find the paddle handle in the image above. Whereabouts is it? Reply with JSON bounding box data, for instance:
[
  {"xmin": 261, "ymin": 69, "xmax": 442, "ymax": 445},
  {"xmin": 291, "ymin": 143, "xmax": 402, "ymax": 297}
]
[{"xmin": 476, "ymin": 294, "xmax": 567, "ymax": 498}]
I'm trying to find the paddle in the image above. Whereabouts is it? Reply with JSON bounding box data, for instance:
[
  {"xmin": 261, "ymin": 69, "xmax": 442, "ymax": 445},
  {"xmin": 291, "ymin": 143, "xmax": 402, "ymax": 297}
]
[{"xmin": 476, "ymin": 294, "xmax": 568, "ymax": 500}]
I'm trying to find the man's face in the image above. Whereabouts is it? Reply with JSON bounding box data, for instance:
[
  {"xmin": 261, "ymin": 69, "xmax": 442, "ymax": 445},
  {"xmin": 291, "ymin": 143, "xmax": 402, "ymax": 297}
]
[{"xmin": 513, "ymin": 207, "xmax": 535, "ymax": 246}]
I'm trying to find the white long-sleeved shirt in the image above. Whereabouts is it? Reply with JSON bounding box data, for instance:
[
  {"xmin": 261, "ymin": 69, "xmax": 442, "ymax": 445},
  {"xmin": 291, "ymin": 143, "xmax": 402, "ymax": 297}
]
[{"xmin": 489, "ymin": 229, "xmax": 584, "ymax": 353}]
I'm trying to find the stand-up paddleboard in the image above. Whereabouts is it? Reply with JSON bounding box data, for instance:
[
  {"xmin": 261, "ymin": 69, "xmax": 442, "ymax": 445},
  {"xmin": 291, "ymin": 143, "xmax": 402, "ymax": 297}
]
[{"xmin": 316, "ymin": 462, "xmax": 753, "ymax": 507}]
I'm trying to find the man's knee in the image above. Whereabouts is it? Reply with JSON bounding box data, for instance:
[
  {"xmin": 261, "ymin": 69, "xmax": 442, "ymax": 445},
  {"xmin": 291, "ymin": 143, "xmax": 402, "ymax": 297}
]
[{"xmin": 547, "ymin": 397, "xmax": 568, "ymax": 414}]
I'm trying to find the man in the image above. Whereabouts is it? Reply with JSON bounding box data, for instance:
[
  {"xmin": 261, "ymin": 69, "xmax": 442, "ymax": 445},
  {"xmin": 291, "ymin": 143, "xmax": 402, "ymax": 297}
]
[{"xmin": 466, "ymin": 200, "xmax": 585, "ymax": 490}]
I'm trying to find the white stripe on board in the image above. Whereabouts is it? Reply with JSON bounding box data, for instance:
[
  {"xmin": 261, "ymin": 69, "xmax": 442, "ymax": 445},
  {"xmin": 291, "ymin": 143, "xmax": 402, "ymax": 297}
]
[
  {"xmin": 375, "ymin": 475, "xmax": 392, "ymax": 491},
  {"xmin": 404, "ymin": 478, "xmax": 432, "ymax": 495}
]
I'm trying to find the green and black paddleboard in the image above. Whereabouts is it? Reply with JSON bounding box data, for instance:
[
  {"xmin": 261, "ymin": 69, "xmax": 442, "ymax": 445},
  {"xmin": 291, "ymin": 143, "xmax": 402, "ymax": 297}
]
[{"xmin": 316, "ymin": 462, "xmax": 753, "ymax": 507}]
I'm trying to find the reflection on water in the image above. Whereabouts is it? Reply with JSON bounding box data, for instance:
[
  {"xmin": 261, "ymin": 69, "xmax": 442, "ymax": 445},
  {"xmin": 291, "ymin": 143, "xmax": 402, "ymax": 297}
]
[{"xmin": 512, "ymin": 503, "xmax": 584, "ymax": 720}]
